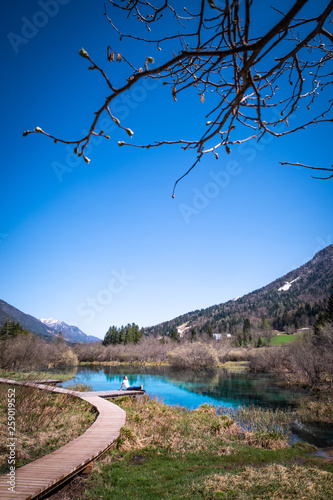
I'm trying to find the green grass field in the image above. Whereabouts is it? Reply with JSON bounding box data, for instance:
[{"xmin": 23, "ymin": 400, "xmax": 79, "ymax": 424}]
[{"xmin": 270, "ymin": 334, "xmax": 302, "ymax": 345}]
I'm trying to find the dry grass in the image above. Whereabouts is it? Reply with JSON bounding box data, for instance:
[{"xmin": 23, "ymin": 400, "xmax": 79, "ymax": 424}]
[
  {"xmin": 113, "ymin": 396, "xmax": 238, "ymax": 457},
  {"xmin": 112, "ymin": 396, "xmax": 291, "ymax": 459},
  {"xmin": 218, "ymin": 405, "xmax": 294, "ymax": 450},
  {"xmin": 65, "ymin": 383, "xmax": 93, "ymax": 392},
  {"xmin": 220, "ymin": 361, "xmax": 249, "ymax": 372},
  {"xmin": 0, "ymin": 369, "xmax": 77, "ymax": 382},
  {"xmin": 189, "ymin": 464, "xmax": 333, "ymax": 499},
  {"xmin": 0, "ymin": 384, "xmax": 96, "ymax": 473},
  {"xmin": 297, "ymin": 396, "xmax": 333, "ymax": 424}
]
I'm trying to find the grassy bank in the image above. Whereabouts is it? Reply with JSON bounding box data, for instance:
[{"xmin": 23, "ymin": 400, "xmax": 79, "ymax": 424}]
[
  {"xmin": 79, "ymin": 359, "xmax": 249, "ymax": 372},
  {"xmin": 62, "ymin": 395, "xmax": 333, "ymax": 500},
  {"xmin": 80, "ymin": 360, "xmax": 169, "ymax": 367},
  {"xmin": 0, "ymin": 383, "xmax": 96, "ymax": 474}
]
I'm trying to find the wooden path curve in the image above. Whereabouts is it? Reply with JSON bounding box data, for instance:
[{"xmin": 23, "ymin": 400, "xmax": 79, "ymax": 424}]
[{"xmin": 0, "ymin": 378, "xmax": 144, "ymax": 500}]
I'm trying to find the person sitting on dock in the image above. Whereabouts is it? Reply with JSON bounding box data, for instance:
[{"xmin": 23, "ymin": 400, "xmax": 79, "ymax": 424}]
[{"xmin": 120, "ymin": 376, "xmax": 143, "ymax": 391}]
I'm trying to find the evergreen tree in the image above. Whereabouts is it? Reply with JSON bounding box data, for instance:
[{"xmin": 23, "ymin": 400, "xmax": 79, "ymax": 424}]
[
  {"xmin": 138, "ymin": 327, "xmax": 145, "ymax": 343},
  {"xmin": 103, "ymin": 323, "xmax": 143, "ymax": 346},
  {"xmin": 190, "ymin": 328, "xmax": 196, "ymax": 343},
  {"xmin": 0, "ymin": 319, "xmax": 15, "ymax": 339},
  {"xmin": 314, "ymin": 286, "xmax": 333, "ymax": 335},
  {"xmin": 170, "ymin": 329, "xmax": 179, "ymax": 342},
  {"xmin": 242, "ymin": 318, "xmax": 252, "ymax": 344},
  {"xmin": 207, "ymin": 326, "xmax": 213, "ymax": 338},
  {"xmin": 0, "ymin": 319, "xmax": 28, "ymax": 339},
  {"xmin": 324, "ymin": 287, "xmax": 333, "ymax": 324}
]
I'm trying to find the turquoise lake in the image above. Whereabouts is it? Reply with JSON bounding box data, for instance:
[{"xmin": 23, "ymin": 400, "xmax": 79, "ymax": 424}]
[
  {"xmin": 60, "ymin": 365, "xmax": 302, "ymax": 410},
  {"xmin": 58, "ymin": 365, "xmax": 333, "ymax": 447}
]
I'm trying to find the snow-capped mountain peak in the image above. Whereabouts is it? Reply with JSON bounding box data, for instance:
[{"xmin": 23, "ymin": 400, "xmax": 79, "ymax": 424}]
[
  {"xmin": 40, "ymin": 318, "xmax": 60, "ymax": 326},
  {"xmin": 40, "ymin": 318, "xmax": 100, "ymax": 343}
]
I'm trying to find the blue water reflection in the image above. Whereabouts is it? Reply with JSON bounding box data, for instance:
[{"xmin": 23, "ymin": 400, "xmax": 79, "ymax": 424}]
[{"xmin": 60, "ymin": 365, "xmax": 302, "ymax": 410}]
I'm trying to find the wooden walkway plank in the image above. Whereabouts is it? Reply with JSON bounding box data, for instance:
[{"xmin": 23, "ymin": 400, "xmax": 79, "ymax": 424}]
[{"xmin": 0, "ymin": 377, "xmax": 142, "ymax": 499}]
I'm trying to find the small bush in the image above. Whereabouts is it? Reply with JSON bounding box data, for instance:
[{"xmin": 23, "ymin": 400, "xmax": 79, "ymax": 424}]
[
  {"xmin": 248, "ymin": 346, "xmax": 288, "ymax": 373},
  {"xmin": 167, "ymin": 342, "xmax": 219, "ymax": 370},
  {"xmin": 50, "ymin": 345, "xmax": 78, "ymax": 368},
  {"xmin": 222, "ymin": 348, "xmax": 251, "ymax": 362}
]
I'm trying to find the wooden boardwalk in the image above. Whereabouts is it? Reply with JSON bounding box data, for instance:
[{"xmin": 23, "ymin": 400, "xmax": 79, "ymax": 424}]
[{"xmin": 0, "ymin": 378, "xmax": 143, "ymax": 499}]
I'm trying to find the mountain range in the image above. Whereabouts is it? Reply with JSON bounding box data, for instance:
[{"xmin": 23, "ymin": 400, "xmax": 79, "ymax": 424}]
[
  {"xmin": 1, "ymin": 245, "xmax": 332, "ymax": 342},
  {"xmin": 40, "ymin": 318, "xmax": 100, "ymax": 343},
  {"xmin": 145, "ymin": 245, "xmax": 333, "ymax": 337},
  {"xmin": 0, "ymin": 300, "xmax": 99, "ymax": 343}
]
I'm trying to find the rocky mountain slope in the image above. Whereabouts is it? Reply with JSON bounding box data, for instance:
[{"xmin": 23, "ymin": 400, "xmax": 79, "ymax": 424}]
[{"xmin": 0, "ymin": 300, "xmax": 100, "ymax": 343}]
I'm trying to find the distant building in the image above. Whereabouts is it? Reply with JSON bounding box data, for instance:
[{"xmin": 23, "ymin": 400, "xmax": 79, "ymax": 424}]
[{"xmin": 213, "ymin": 333, "xmax": 222, "ymax": 340}]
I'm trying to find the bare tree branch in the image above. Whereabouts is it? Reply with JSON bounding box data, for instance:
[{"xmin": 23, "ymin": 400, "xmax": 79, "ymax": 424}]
[
  {"xmin": 280, "ymin": 162, "xmax": 333, "ymax": 179},
  {"xmin": 24, "ymin": 0, "xmax": 333, "ymax": 194}
]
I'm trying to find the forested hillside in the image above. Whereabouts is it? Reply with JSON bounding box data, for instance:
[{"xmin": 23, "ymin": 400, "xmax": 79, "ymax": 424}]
[{"xmin": 145, "ymin": 246, "xmax": 333, "ymax": 337}]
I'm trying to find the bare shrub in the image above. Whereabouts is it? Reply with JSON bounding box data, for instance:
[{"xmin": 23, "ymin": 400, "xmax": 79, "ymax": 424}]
[
  {"xmin": 271, "ymin": 324, "xmax": 333, "ymax": 387},
  {"xmin": 73, "ymin": 342, "xmax": 106, "ymax": 363},
  {"xmin": 248, "ymin": 346, "xmax": 289, "ymax": 374},
  {"xmin": 49, "ymin": 344, "xmax": 78, "ymax": 368},
  {"xmin": 0, "ymin": 334, "xmax": 78, "ymax": 371},
  {"xmin": 74, "ymin": 337, "xmax": 171, "ymax": 364},
  {"xmin": 287, "ymin": 337, "xmax": 329, "ymax": 387},
  {"xmin": 167, "ymin": 342, "xmax": 219, "ymax": 370},
  {"xmin": 248, "ymin": 324, "xmax": 333, "ymax": 387},
  {"xmin": 0, "ymin": 335, "xmax": 45, "ymax": 370},
  {"xmin": 222, "ymin": 348, "xmax": 251, "ymax": 363},
  {"xmin": 314, "ymin": 324, "xmax": 333, "ymax": 386}
]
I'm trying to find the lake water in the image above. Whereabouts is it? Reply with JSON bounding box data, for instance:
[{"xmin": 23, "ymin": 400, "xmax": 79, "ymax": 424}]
[
  {"xmin": 58, "ymin": 365, "xmax": 333, "ymax": 448},
  {"xmin": 60, "ymin": 364, "xmax": 302, "ymax": 410}
]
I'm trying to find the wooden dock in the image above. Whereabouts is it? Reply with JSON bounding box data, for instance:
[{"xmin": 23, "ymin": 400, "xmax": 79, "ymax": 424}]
[
  {"xmin": 0, "ymin": 378, "xmax": 144, "ymax": 499},
  {"xmin": 81, "ymin": 389, "xmax": 145, "ymax": 398},
  {"xmin": 28, "ymin": 379, "xmax": 63, "ymax": 386}
]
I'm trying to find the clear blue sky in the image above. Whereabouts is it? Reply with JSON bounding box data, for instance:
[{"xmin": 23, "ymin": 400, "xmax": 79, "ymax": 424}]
[{"xmin": 1, "ymin": 0, "xmax": 332, "ymax": 339}]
